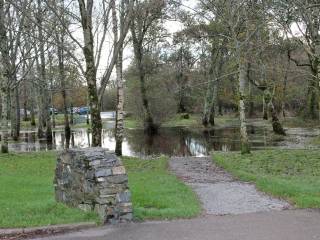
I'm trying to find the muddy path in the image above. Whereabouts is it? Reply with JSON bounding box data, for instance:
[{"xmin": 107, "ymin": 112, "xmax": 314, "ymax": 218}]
[{"xmin": 169, "ymin": 157, "xmax": 291, "ymax": 215}]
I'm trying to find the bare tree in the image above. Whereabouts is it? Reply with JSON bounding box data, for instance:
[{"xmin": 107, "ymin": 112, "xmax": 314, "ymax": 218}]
[
  {"xmin": 112, "ymin": 0, "xmax": 126, "ymax": 155},
  {"xmin": 55, "ymin": 0, "xmax": 135, "ymax": 146},
  {"xmin": 130, "ymin": 0, "xmax": 166, "ymax": 134},
  {"xmin": 0, "ymin": 0, "xmax": 33, "ymax": 151},
  {"xmin": 275, "ymin": 0, "xmax": 320, "ymax": 119}
]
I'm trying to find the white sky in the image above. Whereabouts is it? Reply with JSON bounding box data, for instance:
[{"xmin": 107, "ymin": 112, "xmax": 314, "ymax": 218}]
[{"xmin": 94, "ymin": 0, "xmax": 199, "ymax": 82}]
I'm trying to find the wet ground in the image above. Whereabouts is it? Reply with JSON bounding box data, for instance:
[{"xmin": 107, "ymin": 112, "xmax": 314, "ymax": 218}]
[
  {"xmin": 169, "ymin": 157, "xmax": 290, "ymax": 215},
  {"xmin": 5, "ymin": 115, "xmax": 320, "ymax": 157}
]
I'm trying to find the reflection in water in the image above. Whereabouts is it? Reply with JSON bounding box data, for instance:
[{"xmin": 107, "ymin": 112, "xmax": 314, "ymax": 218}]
[{"xmin": 5, "ymin": 123, "xmax": 312, "ymax": 157}]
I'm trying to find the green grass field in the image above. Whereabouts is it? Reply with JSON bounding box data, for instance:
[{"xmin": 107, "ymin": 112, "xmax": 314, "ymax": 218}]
[
  {"xmin": 214, "ymin": 150, "xmax": 320, "ymax": 208},
  {"xmin": 122, "ymin": 156, "xmax": 201, "ymax": 220},
  {"xmin": 0, "ymin": 152, "xmax": 98, "ymax": 228},
  {"xmin": 0, "ymin": 152, "xmax": 200, "ymax": 228}
]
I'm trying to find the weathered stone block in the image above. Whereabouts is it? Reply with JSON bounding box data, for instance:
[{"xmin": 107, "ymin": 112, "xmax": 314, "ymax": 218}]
[
  {"xmin": 78, "ymin": 203, "xmax": 92, "ymax": 212},
  {"xmin": 95, "ymin": 169, "xmax": 112, "ymax": 178},
  {"xmin": 112, "ymin": 166, "xmax": 126, "ymax": 175},
  {"xmin": 116, "ymin": 191, "xmax": 131, "ymax": 203},
  {"xmin": 118, "ymin": 202, "xmax": 133, "ymax": 214},
  {"xmin": 106, "ymin": 175, "xmax": 128, "ymax": 184},
  {"xmin": 54, "ymin": 148, "xmax": 132, "ymax": 224}
]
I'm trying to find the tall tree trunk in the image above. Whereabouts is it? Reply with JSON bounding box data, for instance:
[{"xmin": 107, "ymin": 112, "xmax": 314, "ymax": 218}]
[
  {"xmin": 202, "ymin": 72, "xmax": 215, "ymax": 127},
  {"xmin": 49, "ymin": 56, "xmax": 55, "ymax": 129},
  {"xmin": 238, "ymin": 54, "xmax": 250, "ymax": 154},
  {"xmin": 218, "ymin": 101, "xmax": 223, "ymax": 116},
  {"xmin": 209, "ymin": 83, "xmax": 218, "ymax": 126},
  {"xmin": 29, "ymin": 78, "xmax": 36, "ymax": 126},
  {"xmin": 248, "ymin": 81, "xmax": 254, "ymax": 117},
  {"xmin": 132, "ymin": 48, "xmax": 156, "ymax": 134},
  {"xmin": 78, "ymin": 0, "xmax": 102, "ymax": 146},
  {"xmin": 86, "ymin": 79, "xmax": 102, "ymax": 147},
  {"xmin": 23, "ymin": 81, "xmax": 28, "ymax": 121},
  {"xmin": 269, "ymin": 101, "xmax": 286, "ymax": 135},
  {"xmin": 282, "ymin": 52, "xmax": 290, "ymax": 118},
  {"xmin": 177, "ymin": 48, "xmax": 187, "ymax": 113},
  {"xmin": 36, "ymin": 78, "xmax": 45, "ymax": 138},
  {"xmin": 204, "ymin": 45, "xmax": 225, "ymax": 127},
  {"xmin": 115, "ymin": 51, "xmax": 124, "ymax": 156},
  {"xmin": 86, "ymin": 97, "xmax": 90, "ymax": 125},
  {"xmin": 30, "ymin": 102, "xmax": 36, "ymax": 126},
  {"xmin": 11, "ymin": 84, "xmax": 20, "ymax": 141},
  {"xmin": 113, "ymin": 0, "xmax": 125, "ymax": 156},
  {"xmin": 57, "ymin": 26, "xmax": 70, "ymax": 149},
  {"xmin": 136, "ymin": 51, "xmax": 156, "ymax": 134},
  {"xmin": 70, "ymin": 102, "xmax": 74, "ymax": 125},
  {"xmin": 62, "ymin": 87, "xmax": 70, "ymax": 149},
  {"xmin": 131, "ymin": 19, "xmax": 157, "ymax": 134},
  {"xmin": 262, "ymin": 91, "xmax": 268, "ymax": 120},
  {"xmin": 306, "ymin": 73, "xmax": 317, "ymax": 119},
  {"xmin": 0, "ymin": 86, "xmax": 9, "ymax": 153},
  {"xmin": 0, "ymin": 0, "xmax": 10, "ymax": 152},
  {"xmin": 37, "ymin": 0, "xmax": 52, "ymax": 143}
]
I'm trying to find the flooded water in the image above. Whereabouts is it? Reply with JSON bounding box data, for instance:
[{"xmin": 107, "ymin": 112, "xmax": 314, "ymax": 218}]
[{"xmin": 6, "ymin": 113, "xmax": 319, "ymax": 157}]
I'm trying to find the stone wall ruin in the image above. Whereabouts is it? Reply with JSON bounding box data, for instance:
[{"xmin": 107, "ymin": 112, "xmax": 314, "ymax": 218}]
[{"xmin": 54, "ymin": 148, "xmax": 132, "ymax": 223}]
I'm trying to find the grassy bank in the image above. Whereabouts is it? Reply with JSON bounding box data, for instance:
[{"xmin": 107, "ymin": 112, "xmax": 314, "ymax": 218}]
[
  {"xmin": 21, "ymin": 113, "xmax": 239, "ymax": 130},
  {"xmin": 282, "ymin": 117, "xmax": 320, "ymax": 128},
  {"xmin": 125, "ymin": 114, "xmax": 238, "ymax": 129},
  {"xmin": 214, "ymin": 150, "xmax": 320, "ymax": 208},
  {"xmin": 21, "ymin": 114, "xmax": 91, "ymax": 130},
  {"xmin": 122, "ymin": 156, "xmax": 201, "ymax": 220},
  {"xmin": 309, "ymin": 136, "xmax": 320, "ymax": 145},
  {"xmin": 0, "ymin": 152, "xmax": 200, "ymax": 228}
]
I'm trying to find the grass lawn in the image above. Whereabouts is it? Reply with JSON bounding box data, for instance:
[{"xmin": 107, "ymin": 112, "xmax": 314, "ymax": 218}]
[
  {"xmin": 214, "ymin": 150, "xmax": 320, "ymax": 208},
  {"xmin": 0, "ymin": 152, "xmax": 200, "ymax": 228},
  {"xmin": 122, "ymin": 156, "xmax": 201, "ymax": 220},
  {"xmin": 0, "ymin": 152, "xmax": 99, "ymax": 228}
]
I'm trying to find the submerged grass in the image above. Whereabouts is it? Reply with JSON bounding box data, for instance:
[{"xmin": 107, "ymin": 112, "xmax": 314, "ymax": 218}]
[
  {"xmin": 0, "ymin": 152, "xmax": 200, "ymax": 228},
  {"xmin": 309, "ymin": 136, "xmax": 320, "ymax": 145},
  {"xmin": 124, "ymin": 114, "xmax": 238, "ymax": 129},
  {"xmin": 214, "ymin": 150, "xmax": 320, "ymax": 208},
  {"xmin": 122, "ymin": 156, "xmax": 201, "ymax": 220},
  {"xmin": 282, "ymin": 117, "xmax": 320, "ymax": 128}
]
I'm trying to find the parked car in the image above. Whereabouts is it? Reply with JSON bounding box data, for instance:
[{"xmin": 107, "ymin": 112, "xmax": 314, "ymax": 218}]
[
  {"xmin": 67, "ymin": 107, "xmax": 80, "ymax": 114},
  {"xmin": 73, "ymin": 107, "xmax": 80, "ymax": 114},
  {"xmin": 49, "ymin": 107, "xmax": 58, "ymax": 115},
  {"xmin": 19, "ymin": 109, "xmax": 30, "ymax": 116},
  {"xmin": 78, "ymin": 106, "xmax": 90, "ymax": 115}
]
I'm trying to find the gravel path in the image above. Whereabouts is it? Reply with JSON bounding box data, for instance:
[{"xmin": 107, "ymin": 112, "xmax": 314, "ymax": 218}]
[{"xmin": 169, "ymin": 157, "xmax": 291, "ymax": 215}]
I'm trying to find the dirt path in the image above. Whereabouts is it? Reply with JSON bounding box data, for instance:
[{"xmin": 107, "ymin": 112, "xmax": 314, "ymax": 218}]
[{"xmin": 169, "ymin": 157, "xmax": 290, "ymax": 215}]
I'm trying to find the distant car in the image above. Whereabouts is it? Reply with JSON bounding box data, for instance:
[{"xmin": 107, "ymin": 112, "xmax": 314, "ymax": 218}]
[
  {"xmin": 78, "ymin": 106, "xmax": 90, "ymax": 115},
  {"xmin": 20, "ymin": 109, "xmax": 30, "ymax": 116},
  {"xmin": 49, "ymin": 107, "xmax": 58, "ymax": 115},
  {"xmin": 73, "ymin": 107, "xmax": 80, "ymax": 114},
  {"xmin": 67, "ymin": 107, "xmax": 80, "ymax": 114}
]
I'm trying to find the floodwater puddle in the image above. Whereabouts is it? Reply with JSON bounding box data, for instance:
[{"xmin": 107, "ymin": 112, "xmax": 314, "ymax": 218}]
[{"xmin": 4, "ymin": 116, "xmax": 319, "ymax": 157}]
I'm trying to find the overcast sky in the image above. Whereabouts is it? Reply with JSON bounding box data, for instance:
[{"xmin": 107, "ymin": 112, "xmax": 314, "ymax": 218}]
[{"xmin": 93, "ymin": 0, "xmax": 199, "ymax": 81}]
